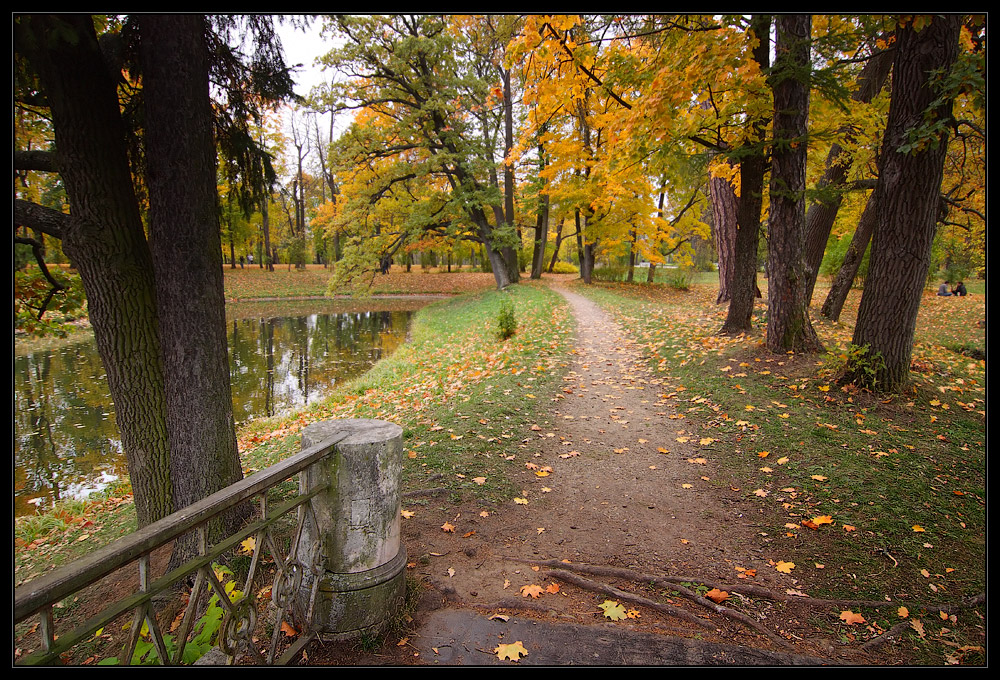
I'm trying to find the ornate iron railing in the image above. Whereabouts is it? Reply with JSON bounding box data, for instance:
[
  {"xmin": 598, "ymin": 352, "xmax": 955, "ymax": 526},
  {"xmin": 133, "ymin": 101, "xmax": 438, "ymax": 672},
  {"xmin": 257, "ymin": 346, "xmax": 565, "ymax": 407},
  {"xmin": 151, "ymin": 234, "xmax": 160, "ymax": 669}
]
[{"xmin": 14, "ymin": 431, "xmax": 349, "ymax": 666}]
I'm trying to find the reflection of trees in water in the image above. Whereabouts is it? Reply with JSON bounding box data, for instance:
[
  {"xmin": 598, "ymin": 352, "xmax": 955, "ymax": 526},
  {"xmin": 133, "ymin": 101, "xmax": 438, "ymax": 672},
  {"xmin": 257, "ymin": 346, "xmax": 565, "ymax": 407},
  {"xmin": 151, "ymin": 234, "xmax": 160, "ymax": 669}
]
[
  {"xmin": 14, "ymin": 345, "xmax": 122, "ymax": 516},
  {"xmin": 227, "ymin": 310, "xmax": 411, "ymax": 423},
  {"xmin": 15, "ymin": 309, "xmax": 412, "ymax": 517}
]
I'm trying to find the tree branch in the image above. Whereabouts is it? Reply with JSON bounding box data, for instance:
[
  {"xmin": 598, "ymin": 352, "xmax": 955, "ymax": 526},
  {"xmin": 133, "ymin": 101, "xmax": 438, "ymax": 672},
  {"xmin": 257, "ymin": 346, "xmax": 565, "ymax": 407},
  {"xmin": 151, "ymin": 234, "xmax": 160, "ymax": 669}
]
[
  {"xmin": 14, "ymin": 149, "xmax": 60, "ymax": 173},
  {"xmin": 15, "ymin": 199, "xmax": 70, "ymax": 240}
]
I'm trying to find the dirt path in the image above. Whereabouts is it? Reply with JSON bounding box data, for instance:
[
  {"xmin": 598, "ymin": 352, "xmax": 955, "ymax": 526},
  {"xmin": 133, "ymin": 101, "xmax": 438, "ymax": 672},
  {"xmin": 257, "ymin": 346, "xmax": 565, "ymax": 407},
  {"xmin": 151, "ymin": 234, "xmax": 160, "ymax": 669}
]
[{"xmin": 384, "ymin": 282, "xmax": 855, "ymax": 663}]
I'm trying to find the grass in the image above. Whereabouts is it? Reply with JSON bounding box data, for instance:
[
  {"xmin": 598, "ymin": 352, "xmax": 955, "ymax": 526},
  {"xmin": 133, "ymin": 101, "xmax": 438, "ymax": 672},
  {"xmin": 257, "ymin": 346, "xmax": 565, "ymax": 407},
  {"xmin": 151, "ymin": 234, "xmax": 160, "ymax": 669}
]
[{"xmin": 569, "ymin": 275, "xmax": 985, "ymax": 665}]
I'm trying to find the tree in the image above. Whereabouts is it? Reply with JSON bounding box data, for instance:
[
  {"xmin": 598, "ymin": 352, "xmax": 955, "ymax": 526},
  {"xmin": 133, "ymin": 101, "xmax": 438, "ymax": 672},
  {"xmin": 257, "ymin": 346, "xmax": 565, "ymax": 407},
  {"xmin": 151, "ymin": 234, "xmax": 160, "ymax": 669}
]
[
  {"xmin": 720, "ymin": 15, "xmax": 771, "ymax": 336},
  {"xmin": 317, "ymin": 15, "xmax": 521, "ymax": 290},
  {"xmin": 764, "ymin": 14, "xmax": 822, "ymax": 353},
  {"xmin": 139, "ymin": 14, "xmax": 246, "ymax": 545},
  {"xmin": 15, "ymin": 14, "xmax": 175, "ymax": 528},
  {"xmin": 849, "ymin": 14, "xmax": 963, "ymax": 391},
  {"xmin": 14, "ymin": 14, "xmax": 294, "ymax": 531}
]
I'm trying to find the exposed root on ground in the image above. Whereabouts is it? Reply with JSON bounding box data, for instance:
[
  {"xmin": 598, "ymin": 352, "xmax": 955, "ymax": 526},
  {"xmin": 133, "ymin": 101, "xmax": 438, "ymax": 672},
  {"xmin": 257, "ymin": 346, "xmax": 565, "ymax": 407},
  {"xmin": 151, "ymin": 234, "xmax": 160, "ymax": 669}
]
[{"xmin": 519, "ymin": 558, "xmax": 985, "ymax": 655}]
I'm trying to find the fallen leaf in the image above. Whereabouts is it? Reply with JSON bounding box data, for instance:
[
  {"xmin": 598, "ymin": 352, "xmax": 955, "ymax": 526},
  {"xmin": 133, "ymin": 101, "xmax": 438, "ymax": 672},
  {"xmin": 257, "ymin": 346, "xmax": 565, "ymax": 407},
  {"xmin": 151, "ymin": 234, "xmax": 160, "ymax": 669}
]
[
  {"xmin": 911, "ymin": 619, "xmax": 925, "ymax": 638},
  {"xmin": 520, "ymin": 584, "xmax": 544, "ymax": 599},
  {"xmin": 599, "ymin": 600, "xmax": 628, "ymax": 621},
  {"xmin": 775, "ymin": 561, "xmax": 796, "ymax": 574},
  {"xmin": 401, "ymin": 510, "xmax": 415, "ymax": 518},
  {"xmin": 840, "ymin": 610, "xmax": 866, "ymax": 625},
  {"xmin": 705, "ymin": 588, "xmax": 729, "ymax": 603},
  {"xmin": 912, "ymin": 525, "xmax": 926, "ymax": 533},
  {"xmin": 495, "ymin": 641, "xmax": 528, "ymax": 662},
  {"xmin": 897, "ymin": 606, "xmax": 909, "ymax": 618},
  {"xmin": 441, "ymin": 522, "xmax": 455, "ymax": 533},
  {"xmin": 472, "ymin": 477, "xmax": 486, "ymax": 485},
  {"xmin": 514, "ymin": 497, "xmax": 528, "ymax": 505}
]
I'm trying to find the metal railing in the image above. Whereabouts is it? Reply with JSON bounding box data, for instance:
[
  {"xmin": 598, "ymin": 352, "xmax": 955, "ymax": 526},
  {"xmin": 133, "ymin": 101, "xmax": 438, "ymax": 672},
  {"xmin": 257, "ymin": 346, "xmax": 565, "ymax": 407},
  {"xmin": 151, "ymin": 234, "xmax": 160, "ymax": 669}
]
[{"xmin": 14, "ymin": 431, "xmax": 349, "ymax": 666}]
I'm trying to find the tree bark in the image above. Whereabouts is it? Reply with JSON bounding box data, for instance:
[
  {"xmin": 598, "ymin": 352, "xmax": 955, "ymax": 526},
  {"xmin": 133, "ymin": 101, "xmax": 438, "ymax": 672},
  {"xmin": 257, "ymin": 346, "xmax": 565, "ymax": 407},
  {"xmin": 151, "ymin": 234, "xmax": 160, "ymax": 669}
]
[
  {"xmin": 139, "ymin": 16, "xmax": 246, "ymax": 545},
  {"xmin": 710, "ymin": 171, "xmax": 739, "ymax": 303},
  {"xmin": 765, "ymin": 14, "xmax": 822, "ymax": 353},
  {"xmin": 547, "ymin": 217, "xmax": 565, "ymax": 273},
  {"xmin": 851, "ymin": 15, "xmax": 962, "ymax": 391},
  {"xmin": 802, "ymin": 45, "xmax": 894, "ymax": 304},
  {"xmin": 820, "ymin": 190, "xmax": 878, "ymax": 322},
  {"xmin": 16, "ymin": 14, "xmax": 174, "ymax": 528},
  {"xmin": 720, "ymin": 14, "xmax": 770, "ymax": 336},
  {"xmin": 530, "ymin": 134, "xmax": 550, "ymax": 280}
]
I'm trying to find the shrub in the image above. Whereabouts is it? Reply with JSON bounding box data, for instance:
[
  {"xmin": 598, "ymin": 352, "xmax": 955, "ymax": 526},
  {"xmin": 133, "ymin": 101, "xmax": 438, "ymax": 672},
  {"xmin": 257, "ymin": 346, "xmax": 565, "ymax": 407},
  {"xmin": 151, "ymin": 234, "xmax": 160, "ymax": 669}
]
[
  {"xmin": 550, "ymin": 261, "xmax": 578, "ymax": 274},
  {"xmin": 497, "ymin": 296, "xmax": 517, "ymax": 340}
]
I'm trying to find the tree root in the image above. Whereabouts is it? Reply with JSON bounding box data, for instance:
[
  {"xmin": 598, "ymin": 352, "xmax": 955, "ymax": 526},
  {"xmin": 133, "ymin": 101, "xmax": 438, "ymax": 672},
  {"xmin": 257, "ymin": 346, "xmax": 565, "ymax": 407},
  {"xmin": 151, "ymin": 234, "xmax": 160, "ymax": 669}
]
[
  {"xmin": 519, "ymin": 558, "xmax": 984, "ymax": 653},
  {"xmin": 522, "ymin": 558, "xmax": 984, "ymax": 613},
  {"xmin": 542, "ymin": 566, "xmax": 796, "ymax": 651}
]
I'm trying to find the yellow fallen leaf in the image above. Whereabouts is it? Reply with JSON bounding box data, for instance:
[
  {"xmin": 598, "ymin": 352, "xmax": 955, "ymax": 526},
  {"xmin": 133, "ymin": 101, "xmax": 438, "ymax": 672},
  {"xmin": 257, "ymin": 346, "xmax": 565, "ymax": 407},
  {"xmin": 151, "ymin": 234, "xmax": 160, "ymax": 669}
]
[
  {"xmin": 472, "ymin": 477, "xmax": 486, "ymax": 485},
  {"xmin": 401, "ymin": 510, "xmax": 415, "ymax": 518},
  {"xmin": 912, "ymin": 525, "xmax": 926, "ymax": 532},
  {"xmin": 495, "ymin": 641, "xmax": 528, "ymax": 661},
  {"xmin": 898, "ymin": 607, "xmax": 909, "ymax": 618},
  {"xmin": 775, "ymin": 561, "xmax": 795, "ymax": 574},
  {"xmin": 514, "ymin": 498, "xmax": 528, "ymax": 505},
  {"xmin": 441, "ymin": 522, "xmax": 455, "ymax": 533}
]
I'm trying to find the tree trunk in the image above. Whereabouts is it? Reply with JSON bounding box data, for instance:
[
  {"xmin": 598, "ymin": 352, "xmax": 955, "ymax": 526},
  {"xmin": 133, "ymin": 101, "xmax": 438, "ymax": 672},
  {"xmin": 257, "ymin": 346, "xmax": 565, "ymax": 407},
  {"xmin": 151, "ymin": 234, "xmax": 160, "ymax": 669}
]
[
  {"xmin": 547, "ymin": 217, "xmax": 565, "ymax": 273},
  {"xmin": 710, "ymin": 171, "xmax": 739, "ymax": 303},
  {"xmin": 721, "ymin": 15, "xmax": 770, "ymax": 336},
  {"xmin": 850, "ymin": 15, "xmax": 961, "ymax": 391},
  {"xmin": 765, "ymin": 14, "xmax": 822, "ymax": 353},
  {"xmin": 802, "ymin": 46, "xmax": 894, "ymax": 304},
  {"xmin": 140, "ymin": 16, "xmax": 246, "ymax": 550},
  {"xmin": 530, "ymin": 135, "xmax": 549, "ymax": 280},
  {"xmin": 18, "ymin": 14, "xmax": 174, "ymax": 528},
  {"xmin": 626, "ymin": 227, "xmax": 637, "ymax": 282},
  {"xmin": 821, "ymin": 190, "xmax": 878, "ymax": 322}
]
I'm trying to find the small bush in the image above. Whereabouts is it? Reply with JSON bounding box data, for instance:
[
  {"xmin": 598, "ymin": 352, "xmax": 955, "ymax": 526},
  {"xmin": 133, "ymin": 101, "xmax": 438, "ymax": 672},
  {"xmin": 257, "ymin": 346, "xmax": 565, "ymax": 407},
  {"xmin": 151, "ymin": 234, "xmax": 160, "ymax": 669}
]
[
  {"xmin": 497, "ymin": 296, "xmax": 517, "ymax": 340},
  {"xmin": 550, "ymin": 261, "xmax": 579, "ymax": 274},
  {"xmin": 664, "ymin": 268, "xmax": 694, "ymax": 291},
  {"xmin": 824, "ymin": 343, "xmax": 887, "ymax": 389},
  {"xmin": 591, "ymin": 266, "xmax": 628, "ymax": 282}
]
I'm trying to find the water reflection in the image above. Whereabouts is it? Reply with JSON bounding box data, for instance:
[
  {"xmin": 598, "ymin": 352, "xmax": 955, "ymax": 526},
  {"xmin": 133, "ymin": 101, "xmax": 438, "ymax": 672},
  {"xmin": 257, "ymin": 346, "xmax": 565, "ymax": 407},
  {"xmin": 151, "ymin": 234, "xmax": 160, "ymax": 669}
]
[{"xmin": 14, "ymin": 300, "xmax": 424, "ymax": 516}]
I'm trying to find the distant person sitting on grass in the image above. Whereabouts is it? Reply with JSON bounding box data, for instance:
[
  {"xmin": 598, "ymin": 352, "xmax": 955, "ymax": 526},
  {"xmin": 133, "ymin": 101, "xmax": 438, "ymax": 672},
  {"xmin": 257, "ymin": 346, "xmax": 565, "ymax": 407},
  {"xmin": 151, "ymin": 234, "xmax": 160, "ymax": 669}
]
[
  {"xmin": 937, "ymin": 281, "xmax": 953, "ymax": 296},
  {"xmin": 952, "ymin": 281, "xmax": 968, "ymax": 296}
]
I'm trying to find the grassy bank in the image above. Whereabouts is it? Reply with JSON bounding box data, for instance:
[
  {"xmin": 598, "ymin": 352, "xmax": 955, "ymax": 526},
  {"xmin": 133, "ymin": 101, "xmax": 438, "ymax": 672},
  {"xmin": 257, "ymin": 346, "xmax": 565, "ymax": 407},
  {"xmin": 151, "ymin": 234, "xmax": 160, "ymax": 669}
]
[
  {"xmin": 14, "ymin": 281, "xmax": 574, "ymax": 584},
  {"xmin": 571, "ymin": 279, "xmax": 985, "ymax": 664}
]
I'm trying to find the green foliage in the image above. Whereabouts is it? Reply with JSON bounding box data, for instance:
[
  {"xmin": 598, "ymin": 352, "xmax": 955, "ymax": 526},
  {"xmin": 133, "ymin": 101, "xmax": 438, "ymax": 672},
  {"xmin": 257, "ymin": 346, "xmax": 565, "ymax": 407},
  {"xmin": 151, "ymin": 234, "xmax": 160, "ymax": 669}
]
[
  {"xmin": 100, "ymin": 564, "xmax": 242, "ymax": 665},
  {"xmin": 823, "ymin": 342, "xmax": 887, "ymax": 389},
  {"xmin": 14, "ymin": 267, "xmax": 87, "ymax": 337},
  {"xmin": 664, "ymin": 267, "xmax": 694, "ymax": 291},
  {"xmin": 497, "ymin": 295, "xmax": 517, "ymax": 340},
  {"xmin": 591, "ymin": 266, "xmax": 628, "ymax": 282}
]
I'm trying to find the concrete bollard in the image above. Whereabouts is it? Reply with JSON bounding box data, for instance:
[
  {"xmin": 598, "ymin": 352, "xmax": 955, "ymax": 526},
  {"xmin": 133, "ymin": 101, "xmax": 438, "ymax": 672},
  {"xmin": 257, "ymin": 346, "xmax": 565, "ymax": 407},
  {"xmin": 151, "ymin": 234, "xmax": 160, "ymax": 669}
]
[{"xmin": 296, "ymin": 419, "xmax": 406, "ymax": 640}]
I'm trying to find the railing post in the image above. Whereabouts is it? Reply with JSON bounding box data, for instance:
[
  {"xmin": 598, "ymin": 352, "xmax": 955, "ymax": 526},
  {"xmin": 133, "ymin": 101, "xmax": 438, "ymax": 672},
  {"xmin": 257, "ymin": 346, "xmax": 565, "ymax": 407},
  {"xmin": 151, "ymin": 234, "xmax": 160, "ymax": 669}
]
[{"xmin": 296, "ymin": 419, "xmax": 406, "ymax": 640}]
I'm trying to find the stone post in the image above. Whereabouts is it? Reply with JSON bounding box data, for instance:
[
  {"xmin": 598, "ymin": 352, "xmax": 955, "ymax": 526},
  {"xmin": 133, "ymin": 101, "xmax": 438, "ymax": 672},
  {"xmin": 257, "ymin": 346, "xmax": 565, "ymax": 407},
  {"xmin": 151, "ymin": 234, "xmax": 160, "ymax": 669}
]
[{"xmin": 296, "ymin": 419, "xmax": 406, "ymax": 640}]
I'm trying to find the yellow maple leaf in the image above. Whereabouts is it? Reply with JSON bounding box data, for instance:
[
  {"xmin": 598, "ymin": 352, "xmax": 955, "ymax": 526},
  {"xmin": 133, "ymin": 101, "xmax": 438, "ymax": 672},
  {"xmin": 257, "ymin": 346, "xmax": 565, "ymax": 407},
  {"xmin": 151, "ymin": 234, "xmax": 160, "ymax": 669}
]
[
  {"xmin": 812, "ymin": 515, "xmax": 834, "ymax": 526},
  {"xmin": 775, "ymin": 561, "xmax": 796, "ymax": 574},
  {"xmin": 599, "ymin": 600, "xmax": 628, "ymax": 621},
  {"xmin": 912, "ymin": 525, "xmax": 926, "ymax": 532},
  {"xmin": 472, "ymin": 477, "xmax": 486, "ymax": 485},
  {"xmin": 811, "ymin": 475, "xmax": 828, "ymax": 481},
  {"xmin": 401, "ymin": 509, "xmax": 415, "ymax": 518},
  {"xmin": 545, "ymin": 583, "xmax": 560, "ymax": 594},
  {"xmin": 514, "ymin": 497, "xmax": 528, "ymax": 505},
  {"xmin": 239, "ymin": 537, "xmax": 256, "ymax": 555},
  {"xmin": 495, "ymin": 641, "xmax": 528, "ymax": 661},
  {"xmin": 520, "ymin": 584, "xmax": 544, "ymax": 599},
  {"xmin": 441, "ymin": 522, "xmax": 455, "ymax": 533}
]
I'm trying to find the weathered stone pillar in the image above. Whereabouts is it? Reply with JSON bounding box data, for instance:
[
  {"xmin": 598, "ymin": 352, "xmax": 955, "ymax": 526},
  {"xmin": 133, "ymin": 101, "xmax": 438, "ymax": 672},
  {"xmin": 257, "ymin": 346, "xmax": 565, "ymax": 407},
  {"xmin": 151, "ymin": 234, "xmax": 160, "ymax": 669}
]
[{"xmin": 296, "ymin": 419, "xmax": 406, "ymax": 640}]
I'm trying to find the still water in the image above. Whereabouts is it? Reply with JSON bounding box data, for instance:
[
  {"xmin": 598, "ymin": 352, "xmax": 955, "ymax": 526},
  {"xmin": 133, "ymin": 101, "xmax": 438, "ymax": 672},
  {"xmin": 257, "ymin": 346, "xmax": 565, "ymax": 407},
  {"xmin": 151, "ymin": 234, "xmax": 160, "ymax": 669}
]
[{"xmin": 13, "ymin": 298, "xmax": 431, "ymax": 517}]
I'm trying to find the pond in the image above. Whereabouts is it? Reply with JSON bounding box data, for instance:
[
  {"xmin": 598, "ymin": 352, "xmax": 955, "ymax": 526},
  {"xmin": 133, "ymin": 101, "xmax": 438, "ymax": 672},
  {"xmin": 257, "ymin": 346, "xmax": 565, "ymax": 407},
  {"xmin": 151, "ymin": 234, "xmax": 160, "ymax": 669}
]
[{"xmin": 13, "ymin": 297, "xmax": 438, "ymax": 517}]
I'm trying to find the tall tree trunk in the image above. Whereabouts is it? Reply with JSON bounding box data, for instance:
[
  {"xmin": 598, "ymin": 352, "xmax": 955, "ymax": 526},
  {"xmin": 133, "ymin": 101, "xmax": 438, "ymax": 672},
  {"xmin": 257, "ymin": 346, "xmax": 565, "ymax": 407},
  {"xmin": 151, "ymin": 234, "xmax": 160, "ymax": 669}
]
[
  {"xmin": 140, "ymin": 16, "xmax": 246, "ymax": 550},
  {"xmin": 626, "ymin": 227, "xmax": 637, "ymax": 282},
  {"xmin": 765, "ymin": 14, "xmax": 822, "ymax": 353},
  {"xmin": 802, "ymin": 45, "xmax": 894, "ymax": 304},
  {"xmin": 851, "ymin": 15, "xmax": 961, "ymax": 391},
  {"xmin": 547, "ymin": 218, "xmax": 565, "ymax": 273},
  {"xmin": 18, "ymin": 14, "xmax": 174, "ymax": 528},
  {"xmin": 721, "ymin": 15, "xmax": 770, "ymax": 336},
  {"xmin": 710, "ymin": 171, "xmax": 739, "ymax": 303},
  {"xmin": 821, "ymin": 190, "xmax": 878, "ymax": 322},
  {"xmin": 530, "ymin": 134, "xmax": 549, "ymax": 280}
]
